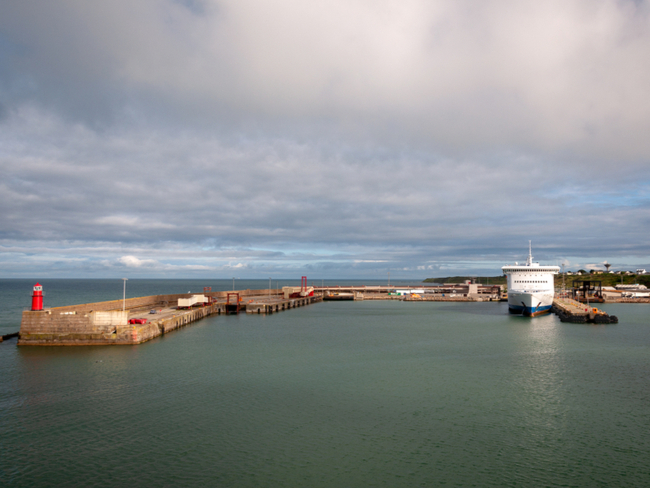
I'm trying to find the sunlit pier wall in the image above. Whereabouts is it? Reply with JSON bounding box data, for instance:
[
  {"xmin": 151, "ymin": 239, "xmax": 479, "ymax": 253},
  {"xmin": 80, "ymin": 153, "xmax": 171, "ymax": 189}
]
[{"xmin": 18, "ymin": 289, "xmax": 288, "ymax": 346}]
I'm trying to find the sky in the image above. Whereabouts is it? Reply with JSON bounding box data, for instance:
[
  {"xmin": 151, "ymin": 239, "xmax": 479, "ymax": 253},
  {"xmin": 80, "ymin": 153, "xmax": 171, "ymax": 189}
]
[{"xmin": 1, "ymin": 0, "xmax": 649, "ymax": 279}]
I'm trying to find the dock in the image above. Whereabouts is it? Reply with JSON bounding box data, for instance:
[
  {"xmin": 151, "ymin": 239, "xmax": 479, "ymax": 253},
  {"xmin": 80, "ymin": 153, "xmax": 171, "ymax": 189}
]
[{"xmin": 246, "ymin": 295, "xmax": 319, "ymax": 313}]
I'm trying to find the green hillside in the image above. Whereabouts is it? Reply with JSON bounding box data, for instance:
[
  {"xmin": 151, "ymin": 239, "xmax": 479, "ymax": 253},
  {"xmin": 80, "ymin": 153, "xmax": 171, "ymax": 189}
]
[
  {"xmin": 561, "ymin": 273, "xmax": 650, "ymax": 288},
  {"xmin": 424, "ymin": 273, "xmax": 650, "ymax": 288},
  {"xmin": 423, "ymin": 276, "xmax": 506, "ymax": 285}
]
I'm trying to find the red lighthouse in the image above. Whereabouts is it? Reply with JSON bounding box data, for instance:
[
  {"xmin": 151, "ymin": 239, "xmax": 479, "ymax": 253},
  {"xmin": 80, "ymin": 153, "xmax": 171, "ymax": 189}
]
[{"xmin": 31, "ymin": 283, "xmax": 43, "ymax": 311}]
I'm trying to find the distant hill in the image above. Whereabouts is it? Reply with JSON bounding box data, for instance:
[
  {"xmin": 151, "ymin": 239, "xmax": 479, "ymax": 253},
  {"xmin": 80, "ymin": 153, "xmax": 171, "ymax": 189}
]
[
  {"xmin": 561, "ymin": 273, "xmax": 650, "ymax": 288},
  {"xmin": 424, "ymin": 273, "xmax": 650, "ymax": 288}
]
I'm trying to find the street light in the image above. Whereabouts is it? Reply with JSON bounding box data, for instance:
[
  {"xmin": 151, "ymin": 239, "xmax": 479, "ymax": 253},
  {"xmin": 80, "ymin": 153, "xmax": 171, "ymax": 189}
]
[
  {"xmin": 122, "ymin": 278, "xmax": 128, "ymax": 311},
  {"xmin": 269, "ymin": 277, "xmax": 271, "ymax": 297}
]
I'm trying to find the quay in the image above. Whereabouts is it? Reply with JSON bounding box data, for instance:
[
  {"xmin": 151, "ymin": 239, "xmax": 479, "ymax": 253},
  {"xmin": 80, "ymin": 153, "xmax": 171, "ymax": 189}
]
[
  {"xmin": 18, "ymin": 288, "xmax": 321, "ymax": 346},
  {"xmin": 246, "ymin": 295, "xmax": 317, "ymax": 314},
  {"xmin": 317, "ymin": 283, "xmax": 502, "ymax": 301}
]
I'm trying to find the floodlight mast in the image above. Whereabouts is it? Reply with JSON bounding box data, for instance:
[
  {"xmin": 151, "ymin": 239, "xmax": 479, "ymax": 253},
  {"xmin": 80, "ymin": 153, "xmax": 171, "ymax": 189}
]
[{"xmin": 122, "ymin": 278, "xmax": 128, "ymax": 311}]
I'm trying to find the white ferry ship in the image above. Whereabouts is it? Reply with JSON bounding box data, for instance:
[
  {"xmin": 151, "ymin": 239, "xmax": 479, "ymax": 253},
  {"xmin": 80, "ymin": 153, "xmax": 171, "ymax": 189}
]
[{"xmin": 502, "ymin": 243, "xmax": 560, "ymax": 317}]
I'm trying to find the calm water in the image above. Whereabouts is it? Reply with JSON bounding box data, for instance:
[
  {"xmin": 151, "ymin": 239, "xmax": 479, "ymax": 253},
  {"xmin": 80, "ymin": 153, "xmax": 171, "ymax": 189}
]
[{"xmin": 1, "ymin": 280, "xmax": 650, "ymax": 487}]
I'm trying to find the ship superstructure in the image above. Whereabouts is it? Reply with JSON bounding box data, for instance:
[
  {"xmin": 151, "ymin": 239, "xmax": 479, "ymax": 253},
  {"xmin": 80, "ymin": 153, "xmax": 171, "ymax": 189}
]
[{"xmin": 502, "ymin": 243, "xmax": 560, "ymax": 316}]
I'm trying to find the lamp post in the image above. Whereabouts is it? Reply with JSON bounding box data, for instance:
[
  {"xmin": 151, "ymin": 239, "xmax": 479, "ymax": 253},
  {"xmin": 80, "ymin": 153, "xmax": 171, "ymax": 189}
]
[
  {"xmin": 122, "ymin": 278, "xmax": 128, "ymax": 311},
  {"xmin": 269, "ymin": 277, "xmax": 271, "ymax": 297}
]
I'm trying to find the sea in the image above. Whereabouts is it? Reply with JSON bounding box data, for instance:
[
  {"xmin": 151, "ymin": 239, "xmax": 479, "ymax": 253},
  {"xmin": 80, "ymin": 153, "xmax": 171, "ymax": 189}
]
[{"xmin": 1, "ymin": 279, "xmax": 649, "ymax": 487}]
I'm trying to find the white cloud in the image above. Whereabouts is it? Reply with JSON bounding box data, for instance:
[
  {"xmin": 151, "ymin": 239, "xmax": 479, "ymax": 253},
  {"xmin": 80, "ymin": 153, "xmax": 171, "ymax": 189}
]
[{"xmin": 118, "ymin": 256, "xmax": 158, "ymax": 268}]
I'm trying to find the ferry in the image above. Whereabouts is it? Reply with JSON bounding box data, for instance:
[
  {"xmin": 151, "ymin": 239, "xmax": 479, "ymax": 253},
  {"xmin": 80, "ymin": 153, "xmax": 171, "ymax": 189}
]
[{"xmin": 502, "ymin": 243, "xmax": 560, "ymax": 316}]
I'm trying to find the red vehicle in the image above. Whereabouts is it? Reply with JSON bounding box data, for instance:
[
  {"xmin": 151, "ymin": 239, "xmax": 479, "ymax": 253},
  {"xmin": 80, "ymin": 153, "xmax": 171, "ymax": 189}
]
[{"xmin": 128, "ymin": 318, "xmax": 148, "ymax": 324}]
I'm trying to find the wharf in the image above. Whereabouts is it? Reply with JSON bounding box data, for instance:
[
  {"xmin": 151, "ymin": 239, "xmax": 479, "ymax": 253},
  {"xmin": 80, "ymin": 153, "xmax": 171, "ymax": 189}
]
[
  {"xmin": 246, "ymin": 295, "xmax": 320, "ymax": 314},
  {"xmin": 316, "ymin": 284, "xmax": 501, "ymax": 301},
  {"xmin": 402, "ymin": 296, "xmax": 495, "ymax": 302}
]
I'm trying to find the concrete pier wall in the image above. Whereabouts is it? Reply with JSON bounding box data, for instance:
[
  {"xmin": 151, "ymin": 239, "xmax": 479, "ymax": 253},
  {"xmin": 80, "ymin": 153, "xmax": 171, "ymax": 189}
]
[
  {"xmin": 17, "ymin": 290, "xmax": 274, "ymax": 346},
  {"xmin": 19, "ymin": 302, "xmax": 226, "ymax": 346},
  {"xmin": 551, "ymin": 298, "xmax": 618, "ymax": 324},
  {"xmin": 20, "ymin": 289, "xmax": 275, "ymax": 316},
  {"xmin": 246, "ymin": 295, "xmax": 321, "ymax": 314}
]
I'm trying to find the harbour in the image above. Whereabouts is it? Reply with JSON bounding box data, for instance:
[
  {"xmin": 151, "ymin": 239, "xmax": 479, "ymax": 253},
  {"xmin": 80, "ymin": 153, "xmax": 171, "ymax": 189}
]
[
  {"xmin": 1, "ymin": 293, "xmax": 649, "ymax": 487},
  {"xmin": 3, "ymin": 1, "xmax": 649, "ymax": 485},
  {"xmin": 4, "ymin": 275, "xmax": 634, "ymax": 346}
]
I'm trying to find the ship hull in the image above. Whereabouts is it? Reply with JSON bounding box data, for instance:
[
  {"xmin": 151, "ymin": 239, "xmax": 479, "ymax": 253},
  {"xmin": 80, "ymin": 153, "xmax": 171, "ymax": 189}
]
[
  {"xmin": 502, "ymin": 244, "xmax": 559, "ymax": 318},
  {"xmin": 507, "ymin": 291, "xmax": 554, "ymax": 317}
]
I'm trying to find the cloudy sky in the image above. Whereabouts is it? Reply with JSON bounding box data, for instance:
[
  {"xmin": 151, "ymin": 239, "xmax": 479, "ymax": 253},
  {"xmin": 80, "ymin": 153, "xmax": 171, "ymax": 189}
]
[{"xmin": 1, "ymin": 0, "xmax": 649, "ymax": 279}]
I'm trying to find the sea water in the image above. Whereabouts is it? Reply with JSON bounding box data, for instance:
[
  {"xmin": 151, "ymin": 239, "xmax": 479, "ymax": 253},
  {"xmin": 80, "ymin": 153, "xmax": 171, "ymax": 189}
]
[{"xmin": 1, "ymin": 280, "xmax": 649, "ymax": 487}]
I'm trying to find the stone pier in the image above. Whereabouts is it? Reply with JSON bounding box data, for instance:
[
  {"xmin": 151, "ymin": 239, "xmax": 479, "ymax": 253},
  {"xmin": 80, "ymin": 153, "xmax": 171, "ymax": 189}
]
[{"xmin": 18, "ymin": 289, "xmax": 277, "ymax": 346}]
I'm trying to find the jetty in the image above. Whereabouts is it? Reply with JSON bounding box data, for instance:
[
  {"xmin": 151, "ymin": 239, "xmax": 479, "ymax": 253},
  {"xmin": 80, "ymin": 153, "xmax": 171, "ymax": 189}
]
[
  {"xmin": 18, "ymin": 288, "xmax": 321, "ymax": 346},
  {"xmin": 552, "ymin": 297, "xmax": 618, "ymax": 324}
]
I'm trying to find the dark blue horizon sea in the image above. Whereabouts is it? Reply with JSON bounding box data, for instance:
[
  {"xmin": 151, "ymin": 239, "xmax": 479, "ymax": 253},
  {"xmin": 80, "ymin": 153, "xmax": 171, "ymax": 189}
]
[{"xmin": 1, "ymin": 279, "xmax": 649, "ymax": 487}]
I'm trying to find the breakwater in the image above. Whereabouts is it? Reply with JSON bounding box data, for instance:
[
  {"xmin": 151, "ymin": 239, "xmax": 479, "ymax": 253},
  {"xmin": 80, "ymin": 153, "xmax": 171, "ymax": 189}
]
[
  {"xmin": 19, "ymin": 289, "xmax": 321, "ymax": 346},
  {"xmin": 1, "ymin": 332, "xmax": 19, "ymax": 342},
  {"xmin": 552, "ymin": 298, "xmax": 618, "ymax": 324}
]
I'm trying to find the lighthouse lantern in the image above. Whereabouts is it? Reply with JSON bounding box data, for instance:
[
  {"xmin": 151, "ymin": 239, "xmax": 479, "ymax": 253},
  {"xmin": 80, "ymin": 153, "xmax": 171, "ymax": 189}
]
[{"xmin": 31, "ymin": 283, "xmax": 43, "ymax": 311}]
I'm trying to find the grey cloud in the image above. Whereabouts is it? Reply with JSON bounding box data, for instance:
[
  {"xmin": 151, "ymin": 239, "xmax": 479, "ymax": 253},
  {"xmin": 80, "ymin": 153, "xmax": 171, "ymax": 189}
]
[
  {"xmin": 2, "ymin": 1, "xmax": 649, "ymax": 156},
  {"xmin": 1, "ymin": 1, "xmax": 649, "ymax": 277}
]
